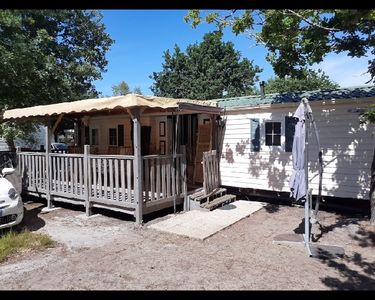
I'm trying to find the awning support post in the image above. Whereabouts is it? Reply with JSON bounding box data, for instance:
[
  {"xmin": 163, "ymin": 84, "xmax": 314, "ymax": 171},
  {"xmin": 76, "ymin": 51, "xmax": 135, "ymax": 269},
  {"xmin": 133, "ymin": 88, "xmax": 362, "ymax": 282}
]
[
  {"xmin": 128, "ymin": 107, "xmax": 144, "ymax": 225},
  {"xmin": 45, "ymin": 124, "xmax": 53, "ymax": 208}
]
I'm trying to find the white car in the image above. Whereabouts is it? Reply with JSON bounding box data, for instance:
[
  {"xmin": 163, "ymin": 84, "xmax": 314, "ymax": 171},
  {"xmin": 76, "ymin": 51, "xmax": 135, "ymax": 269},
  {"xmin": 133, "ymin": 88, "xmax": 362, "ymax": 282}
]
[{"xmin": 0, "ymin": 168, "xmax": 24, "ymax": 230}]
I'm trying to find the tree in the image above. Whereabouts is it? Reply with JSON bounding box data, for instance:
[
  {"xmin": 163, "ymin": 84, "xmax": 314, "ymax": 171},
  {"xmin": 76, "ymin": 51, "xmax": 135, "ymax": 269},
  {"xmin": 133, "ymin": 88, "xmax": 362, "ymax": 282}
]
[
  {"xmin": 186, "ymin": 9, "xmax": 375, "ymax": 224},
  {"xmin": 133, "ymin": 86, "xmax": 143, "ymax": 95},
  {"xmin": 112, "ymin": 81, "xmax": 130, "ymax": 96},
  {"xmin": 0, "ymin": 10, "xmax": 114, "ymax": 147},
  {"xmin": 150, "ymin": 31, "xmax": 262, "ymax": 99},
  {"xmin": 185, "ymin": 10, "xmax": 375, "ymax": 83},
  {"xmin": 263, "ymin": 69, "xmax": 339, "ymax": 94}
]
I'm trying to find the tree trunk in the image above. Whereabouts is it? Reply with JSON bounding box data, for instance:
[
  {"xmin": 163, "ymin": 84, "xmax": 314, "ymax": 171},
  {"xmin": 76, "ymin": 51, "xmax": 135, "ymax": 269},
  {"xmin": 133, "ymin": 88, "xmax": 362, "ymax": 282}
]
[
  {"xmin": 5, "ymin": 138, "xmax": 15, "ymax": 151},
  {"xmin": 370, "ymin": 148, "xmax": 375, "ymax": 225}
]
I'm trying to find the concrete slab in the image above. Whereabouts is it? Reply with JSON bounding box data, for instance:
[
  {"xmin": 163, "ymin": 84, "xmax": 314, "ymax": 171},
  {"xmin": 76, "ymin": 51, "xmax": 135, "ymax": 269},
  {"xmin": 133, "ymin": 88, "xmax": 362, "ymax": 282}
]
[
  {"xmin": 309, "ymin": 244, "xmax": 345, "ymax": 259},
  {"xmin": 40, "ymin": 207, "xmax": 61, "ymax": 214},
  {"xmin": 273, "ymin": 233, "xmax": 304, "ymax": 244},
  {"xmin": 148, "ymin": 200, "xmax": 265, "ymax": 240},
  {"xmin": 76, "ymin": 213, "xmax": 101, "ymax": 220}
]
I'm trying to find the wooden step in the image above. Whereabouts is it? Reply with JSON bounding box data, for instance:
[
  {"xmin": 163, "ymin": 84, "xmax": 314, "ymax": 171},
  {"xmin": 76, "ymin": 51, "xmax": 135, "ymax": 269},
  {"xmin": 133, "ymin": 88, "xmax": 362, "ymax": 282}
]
[
  {"xmin": 189, "ymin": 189, "xmax": 205, "ymax": 201},
  {"xmin": 203, "ymin": 194, "xmax": 236, "ymax": 211},
  {"xmin": 190, "ymin": 187, "xmax": 227, "ymax": 203}
]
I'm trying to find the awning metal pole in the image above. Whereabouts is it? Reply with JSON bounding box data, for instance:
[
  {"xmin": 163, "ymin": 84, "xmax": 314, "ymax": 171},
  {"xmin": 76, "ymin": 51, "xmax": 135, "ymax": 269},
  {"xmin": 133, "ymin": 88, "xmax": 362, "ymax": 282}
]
[
  {"xmin": 173, "ymin": 112, "xmax": 180, "ymax": 214},
  {"xmin": 302, "ymin": 98, "xmax": 313, "ymax": 256},
  {"xmin": 304, "ymin": 100, "xmax": 310, "ymax": 245},
  {"xmin": 302, "ymin": 98, "xmax": 323, "ymax": 220}
]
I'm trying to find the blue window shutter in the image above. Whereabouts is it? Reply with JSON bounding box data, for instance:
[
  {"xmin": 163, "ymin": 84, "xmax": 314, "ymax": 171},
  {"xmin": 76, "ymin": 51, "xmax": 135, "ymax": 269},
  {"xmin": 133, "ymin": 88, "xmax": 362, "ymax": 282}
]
[
  {"xmin": 250, "ymin": 118, "xmax": 260, "ymax": 152},
  {"xmin": 285, "ymin": 116, "xmax": 297, "ymax": 152}
]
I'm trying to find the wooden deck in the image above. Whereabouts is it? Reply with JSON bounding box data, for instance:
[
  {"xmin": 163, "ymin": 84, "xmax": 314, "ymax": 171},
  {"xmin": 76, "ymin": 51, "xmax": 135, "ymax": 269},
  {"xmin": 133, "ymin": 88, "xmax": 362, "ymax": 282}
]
[{"xmin": 18, "ymin": 150, "xmax": 187, "ymax": 219}]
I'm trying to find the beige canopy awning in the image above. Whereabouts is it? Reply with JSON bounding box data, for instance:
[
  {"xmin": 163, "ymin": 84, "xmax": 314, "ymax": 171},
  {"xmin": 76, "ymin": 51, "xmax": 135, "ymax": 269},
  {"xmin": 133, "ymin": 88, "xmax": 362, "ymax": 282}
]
[{"xmin": 1, "ymin": 94, "xmax": 222, "ymax": 121}]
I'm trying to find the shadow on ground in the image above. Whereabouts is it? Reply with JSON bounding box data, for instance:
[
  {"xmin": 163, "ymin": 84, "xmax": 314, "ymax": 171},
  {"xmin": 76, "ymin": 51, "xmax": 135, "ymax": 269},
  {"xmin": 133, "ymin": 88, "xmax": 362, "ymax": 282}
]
[
  {"xmin": 19, "ymin": 194, "xmax": 185, "ymax": 225},
  {"xmin": 307, "ymin": 212, "xmax": 375, "ymax": 290},
  {"xmin": 320, "ymin": 251, "xmax": 375, "ymax": 290},
  {"xmin": 17, "ymin": 203, "xmax": 46, "ymax": 232},
  {"xmin": 10, "ymin": 195, "xmax": 47, "ymax": 232}
]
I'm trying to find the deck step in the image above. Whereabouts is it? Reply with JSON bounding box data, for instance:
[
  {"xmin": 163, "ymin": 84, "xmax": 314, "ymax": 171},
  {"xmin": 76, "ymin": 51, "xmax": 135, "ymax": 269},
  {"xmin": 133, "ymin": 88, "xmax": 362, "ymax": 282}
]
[
  {"xmin": 190, "ymin": 187, "xmax": 227, "ymax": 203},
  {"xmin": 203, "ymin": 194, "xmax": 236, "ymax": 211}
]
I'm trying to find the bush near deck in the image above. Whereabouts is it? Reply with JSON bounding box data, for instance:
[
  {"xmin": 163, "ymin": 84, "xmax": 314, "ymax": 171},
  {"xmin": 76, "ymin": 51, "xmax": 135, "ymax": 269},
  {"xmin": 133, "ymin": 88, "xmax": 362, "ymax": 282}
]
[{"xmin": 0, "ymin": 229, "xmax": 55, "ymax": 263}]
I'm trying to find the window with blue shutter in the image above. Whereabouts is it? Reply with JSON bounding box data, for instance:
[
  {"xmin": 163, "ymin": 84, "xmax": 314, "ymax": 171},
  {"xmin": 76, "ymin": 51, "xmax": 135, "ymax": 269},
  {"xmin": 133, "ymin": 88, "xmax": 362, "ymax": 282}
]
[
  {"xmin": 265, "ymin": 122, "xmax": 281, "ymax": 146},
  {"xmin": 285, "ymin": 116, "xmax": 298, "ymax": 152},
  {"xmin": 250, "ymin": 118, "xmax": 260, "ymax": 152}
]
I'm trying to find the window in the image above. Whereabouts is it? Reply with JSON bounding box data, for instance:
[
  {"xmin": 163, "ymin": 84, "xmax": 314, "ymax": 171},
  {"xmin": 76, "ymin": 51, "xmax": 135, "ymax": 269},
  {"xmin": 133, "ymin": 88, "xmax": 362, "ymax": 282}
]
[
  {"xmin": 109, "ymin": 128, "xmax": 117, "ymax": 146},
  {"xmin": 91, "ymin": 128, "xmax": 99, "ymax": 145},
  {"xmin": 159, "ymin": 121, "xmax": 165, "ymax": 137},
  {"xmin": 265, "ymin": 122, "xmax": 281, "ymax": 146}
]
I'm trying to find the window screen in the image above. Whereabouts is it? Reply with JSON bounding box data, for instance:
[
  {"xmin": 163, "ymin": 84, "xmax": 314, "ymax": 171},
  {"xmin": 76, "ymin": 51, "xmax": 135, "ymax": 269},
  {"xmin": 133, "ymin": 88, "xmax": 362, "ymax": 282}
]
[
  {"xmin": 265, "ymin": 122, "xmax": 281, "ymax": 146},
  {"xmin": 109, "ymin": 128, "xmax": 117, "ymax": 146}
]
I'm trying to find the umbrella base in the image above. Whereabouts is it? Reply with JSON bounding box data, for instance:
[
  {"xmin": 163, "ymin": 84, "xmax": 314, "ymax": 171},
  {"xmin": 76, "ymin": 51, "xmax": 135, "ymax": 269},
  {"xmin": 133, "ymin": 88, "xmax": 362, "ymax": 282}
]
[
  {"xmin": 273, "ymin": 233, "xmax": 344, "ymax": 259},
  {"xmin": 273, "ymin": 233, "xmax": 304, "ymax": 244},
  {"xmin": 308, "ymin": 243, "xmax": 344, "ymax": 259}
]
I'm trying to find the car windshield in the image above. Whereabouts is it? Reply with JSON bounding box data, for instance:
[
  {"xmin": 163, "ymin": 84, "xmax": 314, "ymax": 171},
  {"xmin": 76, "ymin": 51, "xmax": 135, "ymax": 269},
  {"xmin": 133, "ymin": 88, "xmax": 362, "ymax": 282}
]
[{"xmin": 52, "ymin": 143, "xmax": 68, "ymax": 150}]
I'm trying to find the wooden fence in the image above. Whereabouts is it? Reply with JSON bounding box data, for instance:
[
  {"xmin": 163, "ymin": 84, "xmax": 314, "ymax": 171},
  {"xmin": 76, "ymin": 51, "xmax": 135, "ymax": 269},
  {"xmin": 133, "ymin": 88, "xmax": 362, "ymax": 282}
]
[
  {"xmin": 143, "ymin": 154, "xmax": 186, "ymax": 213},
  {"xmin": 202, "ymin": 150, "xmax": 219, "ymax": 194},
  {"xmin": 17, "ymin": 149, "xmax": 187, "ymax": 220}
]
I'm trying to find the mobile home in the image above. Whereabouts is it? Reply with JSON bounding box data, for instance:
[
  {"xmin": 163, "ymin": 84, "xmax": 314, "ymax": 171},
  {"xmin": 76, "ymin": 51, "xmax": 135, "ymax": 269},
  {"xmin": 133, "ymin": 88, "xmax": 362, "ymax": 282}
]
[
  {"xmin": 217, "ymin": 85, "xmax": 375, "ymax": 201},
  {"xmin": 2, "ymin": 94, "xmax": 223, "ymax": 223}
]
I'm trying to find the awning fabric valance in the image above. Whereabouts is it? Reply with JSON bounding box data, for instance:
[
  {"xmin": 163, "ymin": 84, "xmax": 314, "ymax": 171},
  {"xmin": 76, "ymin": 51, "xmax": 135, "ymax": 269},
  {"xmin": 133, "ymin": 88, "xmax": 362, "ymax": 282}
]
[{"xmin": 2, "ymin": 94, "xmax": 222, "ymax": 121}]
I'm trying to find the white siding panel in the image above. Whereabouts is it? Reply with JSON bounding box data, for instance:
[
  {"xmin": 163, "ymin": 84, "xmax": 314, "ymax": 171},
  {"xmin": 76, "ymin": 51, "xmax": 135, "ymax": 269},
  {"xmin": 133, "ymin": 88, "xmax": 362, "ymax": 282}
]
[{"xmin": 220, "ymin": 100, "xmax": 375, "ymax": 200}]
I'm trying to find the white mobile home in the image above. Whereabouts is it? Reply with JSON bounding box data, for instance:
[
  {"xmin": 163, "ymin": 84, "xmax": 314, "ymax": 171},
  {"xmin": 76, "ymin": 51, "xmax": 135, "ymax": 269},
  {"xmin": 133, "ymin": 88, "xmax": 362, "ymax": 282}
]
[
  {"xmin": 2, "ymin": 94, "xmax": 223, "ymax": 223},
  {"xmin": 217, "ymin": 85, "xmax": 375, "ymax": 201}
]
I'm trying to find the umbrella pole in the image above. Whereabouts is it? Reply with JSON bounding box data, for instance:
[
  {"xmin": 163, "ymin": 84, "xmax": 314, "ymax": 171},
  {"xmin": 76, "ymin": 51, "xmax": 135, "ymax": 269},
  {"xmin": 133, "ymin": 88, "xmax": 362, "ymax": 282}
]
[
  {"xmin": 304, "ymin": 108, "xmax": 312, "ymax": 256},
  {"xmin": 274, "ymin": 98, "xmax": 344, "ymax": 259}
]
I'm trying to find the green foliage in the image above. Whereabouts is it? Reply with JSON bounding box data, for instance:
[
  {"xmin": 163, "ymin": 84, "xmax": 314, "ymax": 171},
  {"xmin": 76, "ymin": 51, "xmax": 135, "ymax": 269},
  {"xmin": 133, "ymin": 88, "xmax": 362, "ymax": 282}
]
[
  {"xmin": 133, "ymin": 86, "xmax": 143, "ymax": 95},
  {"xmin": 0, "ymin": 122, "xmax": 40, "ymax": 149},
  {"xmin": 0, "ymin": 229, "xmax": 56, "ymax": 263},
  {"xmin": 112, "ymin": 81, "xmax": 130, "ymax": 96},
  {"xmin": 361, "ymin": 107, "xmax": 375, "ymax": 124},
  {"xmin": 150, "ymin": 31, "xmax": 262, "ymax": 99},
  {"xmin": 0, "ymin": 10, "xmax": 114, "ymax": 145},
  {"xmin": 263, "ymin": 69, "xmax": 339, "ymax": 94},
  {"xmin": 185, "ymin": 9, "xmax": 375, "ymax": 83}
]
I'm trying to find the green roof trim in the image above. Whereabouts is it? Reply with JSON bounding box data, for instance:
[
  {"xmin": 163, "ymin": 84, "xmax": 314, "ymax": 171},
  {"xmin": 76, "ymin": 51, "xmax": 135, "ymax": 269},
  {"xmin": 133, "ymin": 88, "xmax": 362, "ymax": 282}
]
[{"xmin": 216, "ymin": 85, "xmax": 375, "ymax": 109}]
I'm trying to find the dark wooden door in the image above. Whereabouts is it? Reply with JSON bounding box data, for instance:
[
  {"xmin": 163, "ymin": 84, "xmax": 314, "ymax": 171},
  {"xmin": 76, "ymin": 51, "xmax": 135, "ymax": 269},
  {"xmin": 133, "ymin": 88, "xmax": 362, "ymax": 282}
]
[{"xmin": 141, "ymin": 126, "xmax": 151, "ymax": 155}]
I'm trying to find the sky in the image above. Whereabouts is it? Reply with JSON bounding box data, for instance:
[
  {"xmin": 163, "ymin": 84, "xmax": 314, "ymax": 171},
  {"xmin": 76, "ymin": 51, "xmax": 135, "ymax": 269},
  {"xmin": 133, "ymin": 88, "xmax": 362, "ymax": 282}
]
[{"xmin": 93, "ymin": 10, "xmax": 372, "ymax": 97}]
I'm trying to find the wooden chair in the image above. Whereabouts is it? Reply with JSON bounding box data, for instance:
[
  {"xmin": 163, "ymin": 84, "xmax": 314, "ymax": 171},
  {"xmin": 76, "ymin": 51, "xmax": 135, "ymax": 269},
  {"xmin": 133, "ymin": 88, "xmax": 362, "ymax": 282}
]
[
  {"xmin": 124, "ymin": 146, "xmax": 133, "ymax": 155},
  {"xmin": 90, "ymin": 146, "xmax": 99, "ymax": 154},
  {"xmin": 117, "ymin": 146, "xmax": 133, "ymax": 155},
  {"xmin": 107, "ymin": 146, "xmax": 119, "ymax": 155},
  {"xmin": 68, "ymin": 145, "xmax": 83, "ymax": 154}
]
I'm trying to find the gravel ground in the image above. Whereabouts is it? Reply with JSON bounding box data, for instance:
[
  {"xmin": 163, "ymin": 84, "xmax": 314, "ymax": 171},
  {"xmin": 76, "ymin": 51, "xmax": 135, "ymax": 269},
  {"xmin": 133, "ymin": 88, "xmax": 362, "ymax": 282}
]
[{"xmin": 0, "ymin": 199, "xmax": 374, "ymax": 290}]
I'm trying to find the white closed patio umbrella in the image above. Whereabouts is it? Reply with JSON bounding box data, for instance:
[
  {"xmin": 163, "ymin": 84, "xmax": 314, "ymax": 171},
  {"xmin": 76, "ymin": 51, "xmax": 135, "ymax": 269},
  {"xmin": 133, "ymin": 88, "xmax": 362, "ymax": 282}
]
[
  {"xmin": 289, "ymin": 101, "xmax": 307, "ymax": 202},
  {"xmin": 274, "ymin": 98, "xmax": 344, "ymax": 258}
]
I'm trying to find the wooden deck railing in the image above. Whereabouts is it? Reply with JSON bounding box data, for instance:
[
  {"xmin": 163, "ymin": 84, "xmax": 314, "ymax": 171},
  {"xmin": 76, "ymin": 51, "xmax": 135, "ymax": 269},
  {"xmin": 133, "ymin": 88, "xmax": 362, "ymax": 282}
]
[
  {"xmin": 50, "ymin": 153, "xmax": 85, "ymax": 199},
  {"xmin": 142, "ymin": 154, "xmax": 186, "ymax": 203},
  {"xmin": 88, "ymin": 154, "xmax": 135, "ymax": 207},
  {"xmin": 17, "ymin": 149, "xmax": 187, "ymax": 219},
  {"xmin": 202, "ymin": 150, "xmax": 219, "ymax": 194},
  {"xmin": 18, "ymin": 152, "xmax": 47, "ymax": 193}
]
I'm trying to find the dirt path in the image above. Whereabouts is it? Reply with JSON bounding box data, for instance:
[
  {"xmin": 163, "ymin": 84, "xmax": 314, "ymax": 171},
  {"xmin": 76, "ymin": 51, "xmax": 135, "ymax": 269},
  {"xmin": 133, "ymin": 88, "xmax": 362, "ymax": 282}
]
[{"xmin": 0, "ymin": 200, "xmax": 374, "ymax": 290}]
